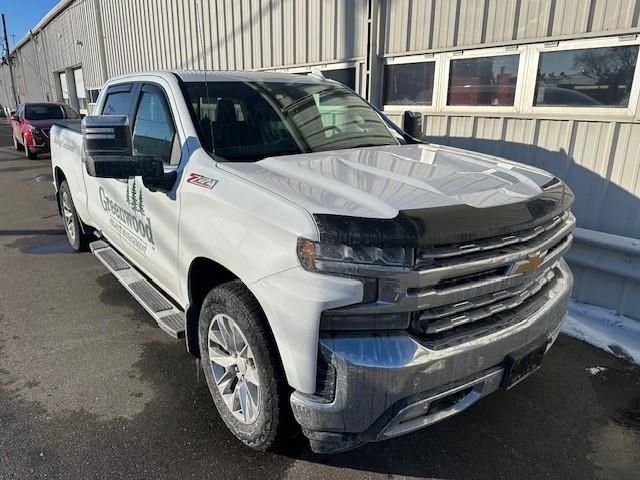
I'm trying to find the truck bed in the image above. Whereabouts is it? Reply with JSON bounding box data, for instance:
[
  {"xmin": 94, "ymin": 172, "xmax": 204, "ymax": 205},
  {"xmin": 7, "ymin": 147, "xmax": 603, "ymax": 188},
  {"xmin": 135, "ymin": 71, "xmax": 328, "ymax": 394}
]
[{"xmin": 52, "ymin": 119, "xmax": 82, "ymax": 133}]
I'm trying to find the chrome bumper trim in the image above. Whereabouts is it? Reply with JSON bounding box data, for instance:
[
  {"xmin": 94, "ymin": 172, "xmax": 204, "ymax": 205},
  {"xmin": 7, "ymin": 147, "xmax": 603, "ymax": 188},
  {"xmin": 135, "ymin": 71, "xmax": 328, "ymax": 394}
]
[
  {"xmin": 379, "ymin": 367, "xmax": 503, "ymax": 439},
  {"xmin": 291, "ymin": 261, "xmax": 573, "ymax": 452}
]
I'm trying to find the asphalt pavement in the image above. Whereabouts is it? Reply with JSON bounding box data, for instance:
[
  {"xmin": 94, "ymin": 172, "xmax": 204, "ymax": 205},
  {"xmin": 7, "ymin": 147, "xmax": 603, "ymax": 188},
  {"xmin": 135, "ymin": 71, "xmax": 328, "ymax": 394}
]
[{"xmin": 0, "ymin": 123, "xmax": 639, "ymax": 480}]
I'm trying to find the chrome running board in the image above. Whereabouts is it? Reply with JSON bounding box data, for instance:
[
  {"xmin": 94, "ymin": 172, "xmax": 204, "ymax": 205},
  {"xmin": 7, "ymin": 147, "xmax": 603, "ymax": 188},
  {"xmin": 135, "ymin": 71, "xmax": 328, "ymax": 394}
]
[{"xmin": 90, "ymin": 240, "xmax": 185, "ymax": 338}]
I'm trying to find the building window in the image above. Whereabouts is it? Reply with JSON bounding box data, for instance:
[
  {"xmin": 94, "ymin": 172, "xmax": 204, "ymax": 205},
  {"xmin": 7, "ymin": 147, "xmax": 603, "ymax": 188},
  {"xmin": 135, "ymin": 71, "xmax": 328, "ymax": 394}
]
[
  {"xmin": 383, "ymin": 62, "xmax": 435, "ymax": 105},
  {"xmin": 59, "ymin": 72, "xmax": 69, "ymax": 106},
  {"xmin": 323, "ymin": 68, "xmax": 356, "ymax": 90},
  {"xmin": 87, "ymin": 88, "xmax": 101, "ymax": 104},
  {"xmin": 534, "ymin": 45, "xmax": 639, "ymax": 107},
  {"xmin": 73, "ymin": 68, "xmax": 87, "ymax": 115},
  {"xmin": 447, "ymin": 54, "xmax": 519, "ymax": 106}
]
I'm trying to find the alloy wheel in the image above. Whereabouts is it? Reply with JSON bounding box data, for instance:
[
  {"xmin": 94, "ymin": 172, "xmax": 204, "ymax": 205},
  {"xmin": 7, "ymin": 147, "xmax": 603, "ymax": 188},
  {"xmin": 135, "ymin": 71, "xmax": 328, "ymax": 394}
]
[
  {"xmin": 207, "ymin": 313, "xmax": 261, "ymax": 424},
  {"xmin": 62, "ymin": 191, "xmax": 76, "ymax": 243}
]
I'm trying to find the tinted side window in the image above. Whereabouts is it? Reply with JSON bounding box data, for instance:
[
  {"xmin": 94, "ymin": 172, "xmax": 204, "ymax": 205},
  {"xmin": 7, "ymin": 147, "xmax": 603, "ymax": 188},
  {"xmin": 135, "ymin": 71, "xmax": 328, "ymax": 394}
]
[
  {"xmin": 383, "ymin": 62, "xmax": 435, "ymax": 105},
  {"xmin": 102, "ymin": 89, "xmax": 133, "ymax": 115},
  {"xmin": 534, "ymin": 45, "xmax": 639, "ymax": 107},
  {"xmin": 132, "ymin": 88, "xmax": 176, "ymax": 165},
  {"xmin": 447, "ymin": 54, "xmax": 519, "ymax": 106}
]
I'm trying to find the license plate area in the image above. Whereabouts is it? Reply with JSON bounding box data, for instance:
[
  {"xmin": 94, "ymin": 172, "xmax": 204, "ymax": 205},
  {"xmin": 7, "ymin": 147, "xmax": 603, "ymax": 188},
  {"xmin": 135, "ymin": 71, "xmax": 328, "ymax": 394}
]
[{"xmin": 501, "ymin": 339, "xmax": 548, "ymax": 389}]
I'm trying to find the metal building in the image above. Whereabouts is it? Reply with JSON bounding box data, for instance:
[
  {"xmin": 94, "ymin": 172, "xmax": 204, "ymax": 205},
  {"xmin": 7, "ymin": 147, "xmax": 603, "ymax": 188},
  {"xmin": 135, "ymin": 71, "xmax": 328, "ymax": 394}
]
[{"xmin": 2, "ymin": 0, "xmax": 640, "ymax": 320}]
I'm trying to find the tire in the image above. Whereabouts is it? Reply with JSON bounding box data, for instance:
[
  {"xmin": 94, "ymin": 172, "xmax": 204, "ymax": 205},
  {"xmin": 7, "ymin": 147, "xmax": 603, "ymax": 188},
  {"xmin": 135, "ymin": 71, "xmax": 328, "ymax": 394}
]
[
  {"xmin": 59, "ymin": 180, "xmax": 90, "ymax": 252},
  {"xmin": 24, "ymin": 141, "xmax": 37, "ymax": 159},
  {"xmin": 13, "ymin": 134, "xmax": 23, "ymax": 151},
  {"xmin": 198, "ymin": 280, "xmax": 295, "ymax": 451}
]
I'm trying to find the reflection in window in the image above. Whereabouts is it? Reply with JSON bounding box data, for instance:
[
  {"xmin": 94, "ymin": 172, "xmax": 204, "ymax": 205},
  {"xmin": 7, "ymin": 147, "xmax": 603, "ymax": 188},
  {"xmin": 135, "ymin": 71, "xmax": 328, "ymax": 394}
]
[
  {"xmin": 102, "ymin": 91, "xmax": 132, "ymax": 115},
  {"xmin": 534, "ymin": 45, "xmax": 639, "ymax": 107},
  {"xmin": 133, "ymin": 90, "xmax": 176, "ymax": 165},
  {"xmin": 448, "ymin": 55, "xmax": 519, "ymax": 106},
  {"xmin": 383, "ymin": 62, "xmax": 435, "ymax": 105}
]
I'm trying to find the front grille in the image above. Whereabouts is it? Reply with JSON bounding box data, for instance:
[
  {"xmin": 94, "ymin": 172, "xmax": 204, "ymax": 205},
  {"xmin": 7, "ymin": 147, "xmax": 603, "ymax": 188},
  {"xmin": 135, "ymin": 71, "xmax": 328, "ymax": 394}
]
[
  {"xmin": 409, "ymin": 211, "xmax": 574, "ymax": 347},
  {"xmin": 322, "ymin": 209, "xmax": 574, "ymax": 346}
]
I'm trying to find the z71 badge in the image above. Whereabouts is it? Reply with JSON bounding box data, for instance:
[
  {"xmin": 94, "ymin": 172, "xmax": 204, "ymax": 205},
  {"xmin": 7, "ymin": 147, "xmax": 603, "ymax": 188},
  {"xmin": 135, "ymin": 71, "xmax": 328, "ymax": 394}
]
[{"xmin": 186, "ymin": 173, "xmax": 218, "ymax": 189}]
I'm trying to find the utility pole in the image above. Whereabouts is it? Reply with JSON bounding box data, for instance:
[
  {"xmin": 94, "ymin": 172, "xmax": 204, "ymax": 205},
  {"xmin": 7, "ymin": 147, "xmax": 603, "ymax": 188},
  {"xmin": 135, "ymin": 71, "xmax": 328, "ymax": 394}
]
[{"xmin": 2, "ymin": 14, "xmax": 17, "ymax": 107}]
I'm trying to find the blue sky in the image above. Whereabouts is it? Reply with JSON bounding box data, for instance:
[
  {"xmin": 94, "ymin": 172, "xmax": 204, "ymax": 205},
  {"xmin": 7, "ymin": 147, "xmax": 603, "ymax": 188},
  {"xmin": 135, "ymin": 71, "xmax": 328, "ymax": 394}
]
[{"xmin": 1, "ymin": 0, "xmax": 59, "ymax": 48}]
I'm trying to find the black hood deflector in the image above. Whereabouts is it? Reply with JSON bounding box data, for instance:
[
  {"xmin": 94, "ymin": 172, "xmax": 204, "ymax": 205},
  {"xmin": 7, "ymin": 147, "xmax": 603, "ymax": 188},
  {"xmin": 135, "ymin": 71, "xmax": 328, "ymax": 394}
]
[{"xmin": 314, "ymin": 179, "xmax": 574, "ymax": 248}]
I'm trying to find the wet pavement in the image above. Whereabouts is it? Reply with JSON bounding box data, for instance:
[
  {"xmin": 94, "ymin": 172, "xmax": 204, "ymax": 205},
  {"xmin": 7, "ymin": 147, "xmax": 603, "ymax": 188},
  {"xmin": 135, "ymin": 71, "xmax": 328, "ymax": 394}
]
[{"xmin": 0, "ymin": 124, "xmax": 639, "ymax": 479}]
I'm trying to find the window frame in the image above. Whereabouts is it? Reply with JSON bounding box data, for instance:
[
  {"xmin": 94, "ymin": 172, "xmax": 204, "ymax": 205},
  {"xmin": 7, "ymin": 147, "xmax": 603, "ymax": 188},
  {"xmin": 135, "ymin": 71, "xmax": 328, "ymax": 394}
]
[
  {"xmin": 100, "ymin": 83, "xmax": 139, "ymax": 118},
  {"xmin": 439, "ymin": 45, "xmax": 528, "ymax": 114},
  {"xmin": 522, "ymin": 36, "xmax": 640, "ymax": 118},
  {"xmin": 130, "ymin": 83, "xmax": 180, "ymax": 166},
  {"xmin": 381, "ymin": 54, "xmax": 439, "ymax": 114}
]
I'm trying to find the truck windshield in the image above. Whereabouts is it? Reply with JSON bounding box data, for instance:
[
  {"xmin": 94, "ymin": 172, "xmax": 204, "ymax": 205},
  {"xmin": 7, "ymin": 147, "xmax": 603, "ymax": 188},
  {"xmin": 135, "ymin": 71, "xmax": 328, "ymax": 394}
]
[{"xmin": 184, "ymin": 81, "xmax": 400, "ymax": 161}]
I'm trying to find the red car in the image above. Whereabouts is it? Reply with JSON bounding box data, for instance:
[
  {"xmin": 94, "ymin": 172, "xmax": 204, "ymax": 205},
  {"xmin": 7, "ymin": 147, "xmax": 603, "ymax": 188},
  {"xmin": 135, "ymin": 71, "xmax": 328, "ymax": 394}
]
[{"xmin": 11, "ymin": 102, "xmax": 81, "ymax": 159}]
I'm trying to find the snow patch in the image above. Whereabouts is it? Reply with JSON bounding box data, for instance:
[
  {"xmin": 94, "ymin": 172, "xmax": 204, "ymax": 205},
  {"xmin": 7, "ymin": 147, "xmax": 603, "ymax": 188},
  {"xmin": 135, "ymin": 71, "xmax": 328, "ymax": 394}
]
[
  {"xmin": 562, "ymin": 301, "xmax": 640, "ymax": 365},
  {"xmin": 586, "ymin": 366, "xmax": 607, "ymax": 375}
]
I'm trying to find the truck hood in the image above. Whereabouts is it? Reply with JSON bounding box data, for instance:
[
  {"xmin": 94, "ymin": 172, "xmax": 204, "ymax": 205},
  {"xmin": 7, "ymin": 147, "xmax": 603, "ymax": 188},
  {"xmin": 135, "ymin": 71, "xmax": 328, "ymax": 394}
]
[{"xmin": 219, "ymin": 144, "xmax": 557, "ymax": 219}]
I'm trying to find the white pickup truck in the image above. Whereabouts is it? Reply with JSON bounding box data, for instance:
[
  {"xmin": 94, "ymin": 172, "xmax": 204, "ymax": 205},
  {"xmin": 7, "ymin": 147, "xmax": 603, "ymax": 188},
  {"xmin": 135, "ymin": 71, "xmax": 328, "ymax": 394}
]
[{"xmin": 50, "ymin": 70, "xmax": 575, "ymax": 453}]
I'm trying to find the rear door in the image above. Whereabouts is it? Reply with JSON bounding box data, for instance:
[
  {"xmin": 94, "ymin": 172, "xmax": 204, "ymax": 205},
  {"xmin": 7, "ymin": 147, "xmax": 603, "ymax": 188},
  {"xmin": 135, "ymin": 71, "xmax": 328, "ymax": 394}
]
[
  {"xmin": 83, "ymin": 82, "xmax": 143, "ymax": 264},
  {"xmin": 84, "ymin": 80, "xmax": 183, "ymax": 299}
]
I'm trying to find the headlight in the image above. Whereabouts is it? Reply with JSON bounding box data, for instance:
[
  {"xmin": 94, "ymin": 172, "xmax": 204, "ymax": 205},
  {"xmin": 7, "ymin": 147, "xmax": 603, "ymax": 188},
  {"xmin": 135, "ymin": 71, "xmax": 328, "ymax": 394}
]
[{"xmin": 297, "ymin": 238, "xmax": 412, "ymax": 274}]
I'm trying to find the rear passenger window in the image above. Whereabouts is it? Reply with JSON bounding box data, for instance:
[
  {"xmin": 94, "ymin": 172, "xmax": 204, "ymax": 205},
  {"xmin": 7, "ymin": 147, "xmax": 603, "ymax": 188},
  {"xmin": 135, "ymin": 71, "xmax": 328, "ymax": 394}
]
[{"xmin": 102, "ymin": 89, "xmax": 133, "ymax": 116}]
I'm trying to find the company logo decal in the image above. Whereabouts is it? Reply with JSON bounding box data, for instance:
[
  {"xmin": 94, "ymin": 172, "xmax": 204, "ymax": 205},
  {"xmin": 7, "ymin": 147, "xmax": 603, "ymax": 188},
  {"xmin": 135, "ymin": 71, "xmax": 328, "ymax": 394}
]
[
  {"xmin": 186, "ymin": 173, "xmax": 218, "ymax": 189},
  {"xmin": 99, "ymin": 178, "xmax": 154, "ymax": 254},
  {"xmin": 509, "ymin": 251, "xmax": 547, "ymax": 276}
]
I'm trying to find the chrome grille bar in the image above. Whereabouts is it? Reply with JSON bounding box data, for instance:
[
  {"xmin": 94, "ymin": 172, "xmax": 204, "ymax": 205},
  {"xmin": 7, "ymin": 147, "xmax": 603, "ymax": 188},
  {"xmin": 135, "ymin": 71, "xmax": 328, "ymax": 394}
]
[
  {"xmin": 417, "ymin": 211, "xmax": 571, "ymax": 262},
  {"xmin": 420, "ymin": 268, "xmax": 556, "ymax": 335}
]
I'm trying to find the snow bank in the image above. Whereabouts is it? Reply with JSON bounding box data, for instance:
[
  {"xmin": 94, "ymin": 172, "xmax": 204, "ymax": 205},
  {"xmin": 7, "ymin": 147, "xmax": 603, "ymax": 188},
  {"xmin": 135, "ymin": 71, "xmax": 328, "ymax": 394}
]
[{"xmin": 561, "ymin": 301, "xmax": 640, "ymax": 365}]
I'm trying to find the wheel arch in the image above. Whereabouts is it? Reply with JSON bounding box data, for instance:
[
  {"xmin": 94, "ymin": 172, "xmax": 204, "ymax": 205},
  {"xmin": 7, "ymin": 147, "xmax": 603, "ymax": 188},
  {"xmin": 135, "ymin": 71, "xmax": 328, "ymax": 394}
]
[
  {"xmin": 185, "ymin": 257, "xmax": 292, "ymax": 389},
  {"xmin": 53, "ymin": 167, "xmax": 67, "ymax": 216},
  {"xmin": 185, "ymin": 257, "xmax": 276, "ymax": 361}
]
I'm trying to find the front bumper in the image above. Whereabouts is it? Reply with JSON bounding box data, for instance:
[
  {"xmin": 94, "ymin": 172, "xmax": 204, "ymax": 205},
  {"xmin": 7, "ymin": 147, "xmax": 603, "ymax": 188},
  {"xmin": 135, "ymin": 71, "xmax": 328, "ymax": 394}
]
[{"xmin": 291, "ymin": 259, "xmax": 573, "ymax": 453}]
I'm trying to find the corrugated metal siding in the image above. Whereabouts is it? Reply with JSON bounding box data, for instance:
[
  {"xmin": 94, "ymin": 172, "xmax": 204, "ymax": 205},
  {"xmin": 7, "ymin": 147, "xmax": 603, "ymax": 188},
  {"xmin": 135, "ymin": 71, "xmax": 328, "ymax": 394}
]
[
  {"xmin": 384, "ymin": 0, "xmax": 640, "ymax": 54},
  {"xmin": 0, "ymin": 0, "xmax": 102, "ymax": 106},
  {"xmin": 97, "ymin": 0, "xmax": 367, "ymax": 75}
]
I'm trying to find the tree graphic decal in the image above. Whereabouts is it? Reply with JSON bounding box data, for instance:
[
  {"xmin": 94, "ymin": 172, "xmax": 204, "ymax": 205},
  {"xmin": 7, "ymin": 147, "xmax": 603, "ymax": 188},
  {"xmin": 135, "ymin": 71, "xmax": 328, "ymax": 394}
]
[
  {"xmin": 138, "ymin": 187, "xmax": 145, "ymax": 215},
  {"xmin": 130, "ymin": 179, "xmax": 139, "ymax": 211},
  {"xmin": 126, "ymin": 181, "xmax": 131, "ymax": 206}
]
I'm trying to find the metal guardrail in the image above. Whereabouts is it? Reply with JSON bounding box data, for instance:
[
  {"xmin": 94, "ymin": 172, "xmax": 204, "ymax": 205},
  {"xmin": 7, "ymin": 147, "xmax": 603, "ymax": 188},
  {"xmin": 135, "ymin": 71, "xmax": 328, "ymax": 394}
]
[
  {"xmin": 566, "ymin": 228, "xmax": 640, "ymax": 282},
  {"xmin": 565, "ymin": 227, "xmax": 640, "ymax": 321}
]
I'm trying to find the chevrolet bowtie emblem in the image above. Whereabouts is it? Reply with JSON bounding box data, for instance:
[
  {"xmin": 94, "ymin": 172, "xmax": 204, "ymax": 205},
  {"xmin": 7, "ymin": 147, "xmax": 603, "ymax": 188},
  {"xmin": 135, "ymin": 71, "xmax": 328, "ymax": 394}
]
[{"xmin": 510, "ymin": 251, "xmax": 547, "ymax": 275}]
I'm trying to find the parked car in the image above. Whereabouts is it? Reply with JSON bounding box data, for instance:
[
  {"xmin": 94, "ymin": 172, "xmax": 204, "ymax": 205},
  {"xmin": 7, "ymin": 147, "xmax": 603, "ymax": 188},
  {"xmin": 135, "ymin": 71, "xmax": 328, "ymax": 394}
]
[
  {"xmin": 11, "ymin": 102, "xmax": 81, "ymax": 159},
  {"xmin": 50, "ymin": 70, "xmax": 575, "ymax": 453}
]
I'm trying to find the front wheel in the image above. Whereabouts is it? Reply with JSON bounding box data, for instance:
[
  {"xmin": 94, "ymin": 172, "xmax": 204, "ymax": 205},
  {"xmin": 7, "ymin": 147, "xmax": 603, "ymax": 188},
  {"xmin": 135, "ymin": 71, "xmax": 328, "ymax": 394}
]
[
  {"xmin": 198, "ymin": 281, "xmax": 295, "ymax": 451},
  {"xmin": 59, "ymin": 180, "xmax": 90, "ymax": 251},
  {"xmin": 13, "ymin": 134, "xmax": 22, "ymax": 151},
  {"xmin": 24, "ymin": 141, "xmax": 37, "ymax": 159}
]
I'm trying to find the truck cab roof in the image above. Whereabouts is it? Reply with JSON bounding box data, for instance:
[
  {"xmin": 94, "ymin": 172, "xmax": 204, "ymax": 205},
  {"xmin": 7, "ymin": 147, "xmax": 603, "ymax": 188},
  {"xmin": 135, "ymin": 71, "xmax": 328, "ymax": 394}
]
[{"xmin": 108, "ymin": 69, "xmax": 336, "ymax": 85}]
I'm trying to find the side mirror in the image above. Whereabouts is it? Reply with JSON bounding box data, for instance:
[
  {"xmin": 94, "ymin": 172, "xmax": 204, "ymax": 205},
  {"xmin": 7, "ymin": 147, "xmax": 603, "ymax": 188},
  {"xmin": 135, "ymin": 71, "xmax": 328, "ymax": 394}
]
[
  {"xmin": 403, "ymin": 111, "xmax": 423, "ymax": 139},
  {"xmin": 85, "ymin": 154, "xmax": 165, "ymax": 179},
  {"xmin": 82, "ymin": 115, "xmax": 164, "ymax": 179}
]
